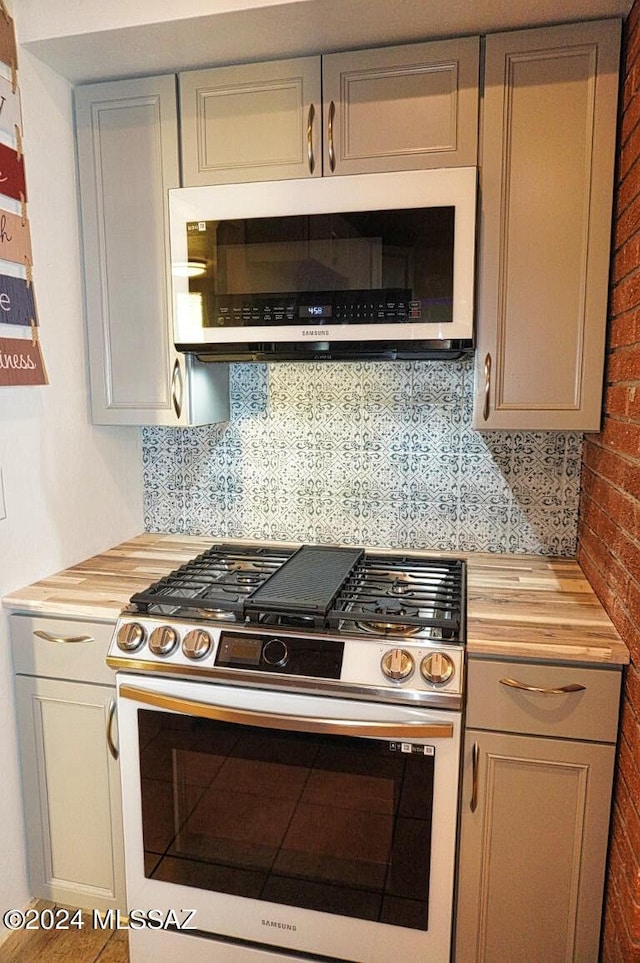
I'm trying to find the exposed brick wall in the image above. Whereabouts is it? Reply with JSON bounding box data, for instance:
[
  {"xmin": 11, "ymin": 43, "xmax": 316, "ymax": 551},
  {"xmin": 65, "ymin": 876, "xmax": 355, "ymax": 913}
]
[{"xmin": 577, "ymin": 4, "xmax": 640, "ymax": 960}]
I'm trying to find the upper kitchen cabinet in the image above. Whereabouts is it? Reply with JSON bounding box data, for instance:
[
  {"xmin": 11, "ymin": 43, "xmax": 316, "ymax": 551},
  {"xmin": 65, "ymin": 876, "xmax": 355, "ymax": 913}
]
[
  {"xmin": 474, "ymin": 20, "xmax": 620, "ymax": 430},
  {"xmin": 322, "ymin": 37, "xmax": 479, "ymax": 175},
  {"xmin": 179, "ymin": 38, "xmax": 479, "ymax": 185},
  {"xmin": 180, "ymin": 57, "xmax": 322, "ymax": 185},
  {"xmin": 76, "ymin": 75, "xmax": 229, "ymax": 426}
]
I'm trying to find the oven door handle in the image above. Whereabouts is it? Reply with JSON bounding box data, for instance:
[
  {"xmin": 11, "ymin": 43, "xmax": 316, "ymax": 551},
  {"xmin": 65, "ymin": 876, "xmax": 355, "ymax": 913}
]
[{"xmin": 119, "ymin": 684, "xmax": 455, "ymax": 739}]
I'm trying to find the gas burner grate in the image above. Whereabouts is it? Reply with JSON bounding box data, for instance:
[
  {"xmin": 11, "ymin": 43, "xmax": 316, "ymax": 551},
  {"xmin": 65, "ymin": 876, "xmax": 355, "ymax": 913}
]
[
  {"xmin": 330, "ymin": 555, "xmax": 464, "ymax": 638},
  {"xmin": 128, "ymin": 544, "xmax": 293, "ymax": 618},
  {"xmin": 126, "ymin": 544, "xmax": 465, "ymax": 641}
]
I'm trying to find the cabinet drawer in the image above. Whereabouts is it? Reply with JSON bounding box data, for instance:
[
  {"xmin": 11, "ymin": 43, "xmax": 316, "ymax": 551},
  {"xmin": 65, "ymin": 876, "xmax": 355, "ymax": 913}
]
[
  {"xmin": 11, "ymin": 615, "xmax": 115, "ymax": 686},
  {"xmin": 466, "ymin": 658, "xmax": 621, "ymax": 743}
]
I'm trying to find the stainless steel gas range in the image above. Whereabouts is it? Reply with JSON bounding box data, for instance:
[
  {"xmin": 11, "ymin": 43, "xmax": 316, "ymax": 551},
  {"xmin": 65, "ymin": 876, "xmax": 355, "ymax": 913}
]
[{"xmin": 107, "ymin": 543, "xmax": 466, "ymax": 963}]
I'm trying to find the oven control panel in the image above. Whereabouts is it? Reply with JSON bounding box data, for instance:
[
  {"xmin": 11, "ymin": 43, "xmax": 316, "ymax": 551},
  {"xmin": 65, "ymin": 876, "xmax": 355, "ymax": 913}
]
[
  {"xmin": 108, "ymin": 617, "xmax": 464, "ymax": 705},
  {"xmin": 216, "ymin": 631, "xmax": 344, "ymax": 679}
]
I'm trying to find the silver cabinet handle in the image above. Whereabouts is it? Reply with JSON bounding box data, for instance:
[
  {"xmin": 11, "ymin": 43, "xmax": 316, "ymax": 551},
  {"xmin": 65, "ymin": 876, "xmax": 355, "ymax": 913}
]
[
  {"xmin": 34, "ymin": 630, "xmax": 95, "ymax": 644},
  {"xmin": 483, "ymin": 352, "xmax": 492, "ymax": 421},
  {"xmin": 306, "ymin": 103, "xmax": 316, "ymax": 174},
  {"xmin": 499, "ymin": 677, "xmax": 586, "ymax": 695},
  {"xmin": 470, "ymin": 741, "xmax": 479, "ymax": 813},
  {"xmin": 171, "ymin": 358, "xmax": 183, "ymax": 420},
  {"xmin": 107, "ymin": 698, "xmax": 119, "ymax": 760},
  {"xmin": 328, "ymin": 100, "xmax": 336, "ymax": 172},
  {"xmin": 120, "ymin": 684, "xmax": 454, "ymax": 740}
]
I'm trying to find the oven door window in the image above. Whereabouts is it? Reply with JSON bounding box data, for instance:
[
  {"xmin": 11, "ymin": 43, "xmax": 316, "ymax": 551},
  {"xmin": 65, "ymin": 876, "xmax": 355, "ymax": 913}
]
[{"xmin": 138, "ymin": 709, "xmax": 435, "ymax": 931}]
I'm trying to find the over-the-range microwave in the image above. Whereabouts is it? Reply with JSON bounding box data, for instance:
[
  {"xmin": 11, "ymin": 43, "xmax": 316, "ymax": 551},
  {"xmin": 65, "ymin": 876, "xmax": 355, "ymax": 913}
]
[{"xmin": 169, "ymin": 167, "xmax": 477, "ymax": 362}]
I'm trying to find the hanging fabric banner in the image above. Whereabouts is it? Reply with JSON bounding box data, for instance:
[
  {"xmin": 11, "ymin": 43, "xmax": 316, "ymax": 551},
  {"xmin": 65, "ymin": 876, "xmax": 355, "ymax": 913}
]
[
  {"xmin": 0, "ymin": 5, "xmax": 16, "ymax": 73},
  {"xmin": 0, "ymin": 335, "xmax": 48, "ymax": 385},
  {"xmin": 0, "ymin": 272, "xmax": 37, "ymax": 326},
  {"xmin": 0, "ymin": 140, "xmax": 25, "ymax": 201},
  {"xmin": 0, "ymin": 73, "xmax": 21, "ymax": 138},
  {"xmin": 0, "ymin": 208, "xmax": 32, "ymax": 265},
  {"xmin": 0, "ymin": 1, "xmax": 48, "ymax": 388}
]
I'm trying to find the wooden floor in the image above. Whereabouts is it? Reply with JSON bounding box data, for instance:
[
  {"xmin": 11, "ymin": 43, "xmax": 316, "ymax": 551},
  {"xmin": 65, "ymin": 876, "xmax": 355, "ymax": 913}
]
[{"xmin": 1, "ymin": 903, "xmax": 129, "ymax": 962}]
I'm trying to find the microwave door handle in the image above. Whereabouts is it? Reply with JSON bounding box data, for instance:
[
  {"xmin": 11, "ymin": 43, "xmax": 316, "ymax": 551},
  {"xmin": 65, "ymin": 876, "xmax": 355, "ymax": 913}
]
[{"xmin": 119, "ymin": 684, "xmax": 454, "ymax": 739}]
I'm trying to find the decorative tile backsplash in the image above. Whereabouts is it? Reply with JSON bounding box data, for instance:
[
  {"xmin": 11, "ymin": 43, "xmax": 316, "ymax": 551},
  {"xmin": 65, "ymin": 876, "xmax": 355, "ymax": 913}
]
[{"xmin": 142, "ymin": 355, "xmax": 583, "ymax": 555}]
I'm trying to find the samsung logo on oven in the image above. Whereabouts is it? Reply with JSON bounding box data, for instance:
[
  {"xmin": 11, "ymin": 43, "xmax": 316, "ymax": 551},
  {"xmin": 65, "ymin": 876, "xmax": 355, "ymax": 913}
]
[
  {"xmin": 261, "ymin": 919, "xmax": 297, "ymax": 931},
  {"xmin": 302, "ymin": 329, "xmax": 329, "ymax": 337}
]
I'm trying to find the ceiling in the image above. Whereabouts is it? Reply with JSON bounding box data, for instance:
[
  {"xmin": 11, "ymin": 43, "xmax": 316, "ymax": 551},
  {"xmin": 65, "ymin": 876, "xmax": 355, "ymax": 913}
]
[{"xmin": 19, "ymin": 0, "xmax": 634, "ymax": 85}]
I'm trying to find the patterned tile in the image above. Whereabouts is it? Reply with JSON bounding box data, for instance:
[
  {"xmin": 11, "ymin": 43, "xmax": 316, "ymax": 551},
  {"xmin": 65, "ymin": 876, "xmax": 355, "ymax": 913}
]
[{"xmin": 142, "ymin": 360, "xmax": 583, "ymax": 555}]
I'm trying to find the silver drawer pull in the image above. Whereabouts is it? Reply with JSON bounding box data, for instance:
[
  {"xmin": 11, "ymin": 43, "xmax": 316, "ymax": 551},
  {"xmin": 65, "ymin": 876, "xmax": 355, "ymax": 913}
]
[
  {"xmin": 500, "ymin": 677, "xmax": 586, "ymax": 695},
  {"xmin": 34, "ymin": 630, "xmax": 95, "ymax": 645}
]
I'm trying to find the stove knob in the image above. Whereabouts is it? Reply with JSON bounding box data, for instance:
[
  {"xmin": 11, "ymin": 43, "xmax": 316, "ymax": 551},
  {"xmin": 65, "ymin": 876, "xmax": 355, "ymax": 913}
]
[
  {"xmin": 381, "ymin": 648, "xmax": 414, "ymax": 682},
  {"xmin": 263, "ymin": 638, "xmax": 289, "ymax": 668},
  {"xmin": 116, "ymin": 622, "xmax": 145, "ymax": 652},
  {"xmin": 421, "ymin": 652, "xmax": 455, "ymax": 685},
  {"xmin": 182, "ymin": 629, "xmax": 213, "ymax": 661},
  {"xmin": 148, "ymin": 625, "xmax": 178, "ymax": 657}
]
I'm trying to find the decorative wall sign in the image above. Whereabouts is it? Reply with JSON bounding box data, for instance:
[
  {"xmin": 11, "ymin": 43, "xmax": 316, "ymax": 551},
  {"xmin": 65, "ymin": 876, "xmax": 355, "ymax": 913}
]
[
  {"xmin": 0, "ymin": 0, "xmax": 47, "ymax": 386},
  {"xmin": 0, "ymin": 208, "xmax": 31, "ymax": 264},
  {"xmin": 0, "ymin": 335, "xmax": 47, "ymax": 384},
  {"xmin": 0, "ymin": 4, "xmax": 16, "ymax": 75},
  {"xmin": 0, "ymin": 140, "xmax": 25, "ymax": 201},
  {"xmin": 0, "ymin": 272, "xmax": 36, "ymax": 325},
  {"xmin": 0, "ymin": 72, "xmax": 21, "ymax": 139}
]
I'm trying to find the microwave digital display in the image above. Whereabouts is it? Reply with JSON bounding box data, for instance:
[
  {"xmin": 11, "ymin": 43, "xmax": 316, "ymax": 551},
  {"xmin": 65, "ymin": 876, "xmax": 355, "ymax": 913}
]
[
  {"xmin": 300, "ymin": 304, "xmax": 332, "ymax": 319},
  {"xmin": 185, "ymin": 207, "xmax": 455, "ymax": 328}
]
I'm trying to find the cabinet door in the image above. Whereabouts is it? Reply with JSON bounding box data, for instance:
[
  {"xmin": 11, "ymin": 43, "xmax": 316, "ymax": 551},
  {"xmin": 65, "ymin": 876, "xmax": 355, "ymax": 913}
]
[
  {"xmin": 474, "ymin": 20, "xmax": 620, "ymax": 430},
  {"xmin": 180, "ymin": 57, "xmax": 322, "ymax": 185},
  {"xmin": 14, "ymin": 676, "xmax": 125, "ymax": 912},
  {"xmin": 322, "ymin": 38, "xmax": 479, "ymax": 175},
  {"xmin": 455, "ymin": 730, "xmax": 615, "ymax": 963},
  {"xmin": 76, "ymin": 76, "xmax": 229, "ymax": 426}
]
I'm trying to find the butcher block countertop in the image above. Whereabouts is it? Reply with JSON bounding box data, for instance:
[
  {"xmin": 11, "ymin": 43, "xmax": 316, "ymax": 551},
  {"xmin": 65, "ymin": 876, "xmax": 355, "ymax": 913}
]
[{"xmin": 2, "ymin": 533, "xmax": 630, "ymax": 666}]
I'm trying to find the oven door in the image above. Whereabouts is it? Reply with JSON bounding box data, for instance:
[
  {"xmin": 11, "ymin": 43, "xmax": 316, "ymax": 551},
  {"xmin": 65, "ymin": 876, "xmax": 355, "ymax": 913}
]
[{"xmin": 116, "ymin": 672, "xmax": 461, "ymax": 963}]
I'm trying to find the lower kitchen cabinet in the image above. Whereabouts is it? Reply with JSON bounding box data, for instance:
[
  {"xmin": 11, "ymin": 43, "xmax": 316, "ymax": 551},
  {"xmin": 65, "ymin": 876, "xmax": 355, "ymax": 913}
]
[
  {"xmin": 11, "ymin": 616, "xmax": 125, "ymax": 913},
  {"xmin": 455, "ymin": 658, "xmax": 621, "ymax": 962}
]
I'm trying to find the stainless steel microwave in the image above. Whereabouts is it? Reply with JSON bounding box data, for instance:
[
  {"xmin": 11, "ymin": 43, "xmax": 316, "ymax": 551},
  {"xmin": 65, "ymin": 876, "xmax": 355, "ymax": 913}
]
[{"xmin": 169, "ymin": 168, "xmax": 477, "ymax": 362}]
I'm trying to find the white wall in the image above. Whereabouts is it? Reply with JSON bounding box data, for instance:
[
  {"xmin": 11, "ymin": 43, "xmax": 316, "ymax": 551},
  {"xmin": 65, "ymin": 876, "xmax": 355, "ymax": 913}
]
[
  {"xmin": 14, "ymin": 0, "xmax": 630, "ymax": 43},
  {"xmin": 15, "ymin": 0, "xmax": 294, "ymax": 39},
  {"xmin": 13, "ymin": 0, "xmax": 632, "ymax": 88},
  {"xmin": 0, "ymin": 10, "xmax": 144, "ymax": 928}
]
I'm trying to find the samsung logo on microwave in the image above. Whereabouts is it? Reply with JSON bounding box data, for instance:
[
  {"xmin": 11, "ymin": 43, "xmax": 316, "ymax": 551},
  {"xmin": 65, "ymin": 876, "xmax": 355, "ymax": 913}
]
[
  {"xmin": 302, "ymin": 329, "xmax": 329, "ymax": 337},
  {"xmin": 261, "ymin": 919, "xmax": 297, "ymax": 931}
]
